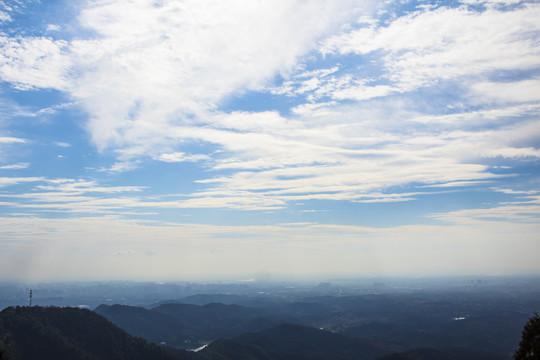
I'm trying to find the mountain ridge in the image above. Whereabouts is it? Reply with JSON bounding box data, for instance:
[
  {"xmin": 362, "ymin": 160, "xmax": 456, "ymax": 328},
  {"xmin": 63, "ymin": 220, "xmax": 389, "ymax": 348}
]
[{"xmin": 0, "ymin": 304, "xmax": 520, "ymax": 360}]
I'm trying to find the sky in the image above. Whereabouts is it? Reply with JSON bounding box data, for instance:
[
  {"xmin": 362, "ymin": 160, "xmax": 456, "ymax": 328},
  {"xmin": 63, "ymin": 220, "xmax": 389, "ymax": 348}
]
[{"xmin": 0, "ymin": 0, "xmax": 539, "ymax": 282}]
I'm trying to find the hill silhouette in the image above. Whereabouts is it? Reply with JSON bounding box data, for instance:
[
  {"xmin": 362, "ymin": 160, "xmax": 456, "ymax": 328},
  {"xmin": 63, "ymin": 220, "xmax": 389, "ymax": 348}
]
[
  {"xmin": 199, "ymin": 323, "xmax": 388, "ymax": 360},
  {"xmin": 376, "ymin": 347, "xmax": 505, "ymax": 360},
  {"xmin": 94, "ymin": 304, "xmax": 192, "ymax": 348},
  {"xmin": 0, "ymin": 305, "xmax": 527, "ymax": 360},
  {"xmin": 0, "ymin": 306, "xmax": 188, "ymax": 360},
  {"xmin": 0, "ymin": 307, "xmax": 389, "ymax": 360},
  {"xmin": 198, "ymin": 323, "xmax": 506, "ymax": 360},
  {"xmin": 95, "ymin": 302, "xmax": 288, "ymax": 348},
  {"xmin": 94, "ymin": 293, "xmax": 528, "ymax": 358}
]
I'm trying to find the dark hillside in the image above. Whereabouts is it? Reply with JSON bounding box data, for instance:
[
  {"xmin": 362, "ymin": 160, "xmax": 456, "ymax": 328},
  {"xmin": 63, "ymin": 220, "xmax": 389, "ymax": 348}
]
[
  {"xmin": 375, "ymin": 347, "xmax": 505, "ymax": 360},
  {"xmin": 177, "ymin": 294, "xmax": 278, "ymax": 307},
  {"xmin": 199, "ymin": 323, "xmax": 388, "ymax": 360},
  {"xmin": 95, "ymin": 304, "xmax": 192, "ymax": 348},
  {"xmin": 96, "ymin": 303, "xmax": 288, "ymax": 348},
  {"xmin": 154, "ymin": 302, "xmax": 287, "ymax": 334},
  {"xmin": 0, "ymin": 306, "xmax": 188, "ymax": 360},
  {"xmin": 0, "ymin": 305, "xmax": 530, "ymax": 360},
  {"xmin": 343, "ymin": 311, "xmax": 527, "ymax": 357},
  {"xmin": 153, "ymin": 302, "xmax": 270, "ymax": 326}
]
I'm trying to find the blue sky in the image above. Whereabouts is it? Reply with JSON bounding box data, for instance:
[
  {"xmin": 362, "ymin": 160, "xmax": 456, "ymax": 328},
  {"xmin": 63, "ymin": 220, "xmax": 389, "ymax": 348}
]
[{"xmin": 0, "ymin": 0, "xmax": 539, "ymax": 281}]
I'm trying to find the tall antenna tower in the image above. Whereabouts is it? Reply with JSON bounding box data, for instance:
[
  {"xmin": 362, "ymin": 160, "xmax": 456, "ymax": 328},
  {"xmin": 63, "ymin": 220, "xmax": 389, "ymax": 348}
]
[{"xmin": 29, "ymin": 289, "xmax": 32, "ymax": 307}]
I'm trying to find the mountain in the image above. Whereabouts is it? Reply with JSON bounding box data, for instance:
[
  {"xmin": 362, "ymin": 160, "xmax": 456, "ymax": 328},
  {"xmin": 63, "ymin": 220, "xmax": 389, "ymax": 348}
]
[
  {"xmin": 95, "ymin": 293, "xmax": 528, "ymax": 358},
  {"xmin": 176, "ymin": 294, "xmax": 279, "ymax": 307},
  {"xmin": 376, "ymin": 347, "xmax": 505, "ymax": 360},
  {"xmin": 0, "ymin": 307, "xmax": 387, "ymax": 360},
  {"xmin": 198, "ymin": 323, "xmax": 388, "ymax": 360},
  {"xmin": 94, "ymin": 304, "xmax": 192, "ymax": 348},
  {"xmin": 153, "ymin": 302, "xmax": 288, "ymax": 335},
  {"xmin": 0, "ymin": 306, "xmax": 188, "ymax": 360},
  {"xmin": 342, "ymin": 311, "xmax": 526, "ymax": 358},
  {"xmin": 0, "ymin": 306, "xmax": 524, "ymax": 360},
  {"xmin": 95, "ymin": 303, "xmax": 289, "ymax": 348}
]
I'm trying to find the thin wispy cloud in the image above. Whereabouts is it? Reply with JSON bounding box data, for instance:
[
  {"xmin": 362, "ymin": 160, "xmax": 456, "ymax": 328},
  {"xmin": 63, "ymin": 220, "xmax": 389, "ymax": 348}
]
[
  {"xmin": 0, "ymin": 137, "xmax": 25, "ymax": 143},
  {"xmin": 53, "ymin": 141, "xmax": 70, "ymax": 148},
  {"xmin": 0, "ymin": 163, "xmax": 28, "ymax": 169},
  {"xmin": 154, "ymin": 152, "xmax": 210, "ymax": 163}
]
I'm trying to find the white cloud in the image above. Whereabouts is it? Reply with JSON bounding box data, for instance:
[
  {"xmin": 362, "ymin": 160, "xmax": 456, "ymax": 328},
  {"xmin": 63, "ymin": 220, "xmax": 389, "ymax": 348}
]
[
  {"xmin": 0, "ymin": 163, "xmax": 28, "ymax": 169},
  {"xmin": 53, "ymin": 141, "xmax": 71, "ymax": 147},
  {"xmin": 1, "ymin": 1, "xmax": 540, "ymax": 281},
  {"xmin": 0, "ymin": 176, "xmax": 44, "ymax": 187},
  {"xmin": 0, "ymin": 136, "xmax": 25, "ymax": 143},
  {"xmin": 0, "ymin": 178, "xmax": 150, "ymax": 215},
  {"xmin": 0, "ymin": 0, "xmax": 374, "ymax": 162},
  {"xmin": 0, "ymin": 10, "xmax": 11, "ymax": 23},
  {"xmin": 34, "ymin": 179, "xmax": 144, "ymax": 194},
  {"xmin": 0, "ymin": 36, "xmax": 71, "ymax": 90},
  {"xmin": 332, "ymin": 84, "xmax": 395, "ymax": 101},
  {"xmin": 163, "ymin": 99, "xmax": 536, "ymax": 209},
  {"xmin": 0, "ymin": 1, "xmax": 538, "ymax": 213},
  {"xmin": 494, "ymin": 188, "xmax": 539, "ymax": 195},
  {"xmin": 154, "ymin": 152, "xmax": 210, "ymax": 163},
  {"xmin": 431, "ymin": 203, "xmax": 540, "ymax": 224},
  {"xmin": 66, "ymin": 0, "xmax": 362, "ymax": 153},
  {"xmin": 0, "ymin": 101, "xmax": 74, "ymax": 119},
  {"xmin": 46, "ymin": 24, "xmax": 61, "ymax": 32},
  {"xmin": 410, "ymin": 103, "xmax": 540, "ymax": 126},
  {"xmin": 480, "ymin": 147, "xmax": 540, "ymax": 159},
  {"xmin": 460, "ymin": 0, "xmax": 522, "ymax": 4},
  {"xmin": 98, "ymin": 161, "xmax": 140, "ymax": 173},
  {"xmin": 470, "ymin": 79, "xmax": 540, "ymax": 103},
  {"xmin": 291, "ymin": 102, "xmax": 337, "ymax": 116},
  {"xmin": 320, "ymin": 4, "xmax": 540, "ymax": 90},
  {"xmin": 272, "ymin": 70, "xmax": 399, "ymax": 103}
]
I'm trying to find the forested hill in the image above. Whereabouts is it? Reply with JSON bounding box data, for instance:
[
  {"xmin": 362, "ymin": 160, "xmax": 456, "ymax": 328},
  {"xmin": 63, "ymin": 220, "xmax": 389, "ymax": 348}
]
[
  {"xmin": 94, "ymin": 302, "xmax": 288, "ymax": 348},
  {"xmin": 0, "ymin": 306, "xmax": 389, "ymax": 360},
  {"xmin": 0, "ymin": 306, "xmax": 514, "ymax": 360},
  {"xmin": 0, "ymin": 306, "xmax": 189, "ymax": 360}
]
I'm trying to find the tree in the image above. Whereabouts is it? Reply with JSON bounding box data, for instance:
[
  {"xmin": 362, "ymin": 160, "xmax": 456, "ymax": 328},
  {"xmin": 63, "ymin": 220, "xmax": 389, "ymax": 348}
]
[{"xmin": 515, "ymin": 312, "xmax": 540, "ymax": 360}]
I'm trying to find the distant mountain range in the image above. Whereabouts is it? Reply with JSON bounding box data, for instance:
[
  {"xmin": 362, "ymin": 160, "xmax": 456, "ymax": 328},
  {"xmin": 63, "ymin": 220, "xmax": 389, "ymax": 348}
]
[
  {"xmin": 94, "ymin": 302, "xmax": 289, "ymax": 348},
  {"xmin": 94, "ymin": 292, "xmax": 527, "ymax": 359},
  {"xmin": 0, "ymin": 305, "xmax": 512, "ymax": 360}
]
